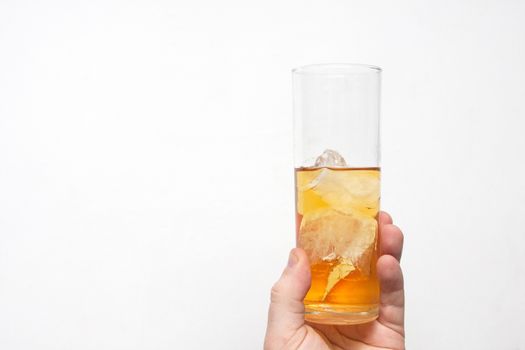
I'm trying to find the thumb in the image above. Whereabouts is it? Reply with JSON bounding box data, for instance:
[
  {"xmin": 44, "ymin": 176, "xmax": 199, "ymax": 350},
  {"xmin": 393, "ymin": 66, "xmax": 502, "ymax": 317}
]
[{"xmin": 264, "ymin": 248, "xmax": 311, "ymax": 349}]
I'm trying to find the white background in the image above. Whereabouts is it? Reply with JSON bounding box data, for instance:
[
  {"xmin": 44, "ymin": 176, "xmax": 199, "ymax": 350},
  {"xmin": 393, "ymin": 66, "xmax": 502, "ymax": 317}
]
[{"xmin": 1, "ymin": 1, "xmax": 524, "ymax": 349}]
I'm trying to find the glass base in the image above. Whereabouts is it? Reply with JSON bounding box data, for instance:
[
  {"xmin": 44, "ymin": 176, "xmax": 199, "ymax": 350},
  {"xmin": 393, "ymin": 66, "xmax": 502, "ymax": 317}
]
[{"xmin": 305, "ymin": 304, "xmax": 378, "ymax": 325}]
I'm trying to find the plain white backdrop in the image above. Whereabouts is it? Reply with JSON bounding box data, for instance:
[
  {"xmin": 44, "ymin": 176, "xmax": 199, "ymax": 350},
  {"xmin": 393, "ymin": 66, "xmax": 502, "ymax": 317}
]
[{"xmin": 1, "ymin": 0, "xmax": 524, "ymax": 349}]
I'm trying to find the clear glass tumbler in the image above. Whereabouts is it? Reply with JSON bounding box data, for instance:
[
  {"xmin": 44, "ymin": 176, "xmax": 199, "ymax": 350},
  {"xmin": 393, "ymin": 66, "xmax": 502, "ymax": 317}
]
[{"xmin": 293, "ymin": 63, "xmax": 381, "ymax": 325}]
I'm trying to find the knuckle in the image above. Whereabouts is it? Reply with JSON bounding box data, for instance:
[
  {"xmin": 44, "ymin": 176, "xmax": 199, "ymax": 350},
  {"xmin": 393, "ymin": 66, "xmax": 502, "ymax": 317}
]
[{"xmin": 270, "ymin": 282, "xmax": 284, "ymax": 303}]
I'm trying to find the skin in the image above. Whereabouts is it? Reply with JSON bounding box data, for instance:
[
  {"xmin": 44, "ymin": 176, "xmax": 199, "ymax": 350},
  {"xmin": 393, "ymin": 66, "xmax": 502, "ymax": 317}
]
[{"xmin": 264, "ymin": 211, "xmax": 405, "ymax": 350}]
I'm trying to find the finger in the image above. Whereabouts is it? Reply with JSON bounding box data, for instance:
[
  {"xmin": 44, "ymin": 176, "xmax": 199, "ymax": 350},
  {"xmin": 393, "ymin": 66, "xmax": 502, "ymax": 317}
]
[
  {"xmin": 264, "ymin": 248, "xmax": 311, "ymax": 349},
  {"xmin": 379, "ymin": 224, "xmax": 404, "ymax": 261},
  {"xmin": 378, "ymin": 211, "xmax": 393, "ymax": 225},
  {"xmin": 377, "ymin": 255, "xmax": 405, "ymax": 335}
]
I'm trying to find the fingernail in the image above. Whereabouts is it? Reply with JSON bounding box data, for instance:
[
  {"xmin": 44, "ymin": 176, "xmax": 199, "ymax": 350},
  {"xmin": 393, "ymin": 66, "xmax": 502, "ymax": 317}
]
[{"xmin": 288, "ymin": 250, "xmax": 298, "ymax": 268}]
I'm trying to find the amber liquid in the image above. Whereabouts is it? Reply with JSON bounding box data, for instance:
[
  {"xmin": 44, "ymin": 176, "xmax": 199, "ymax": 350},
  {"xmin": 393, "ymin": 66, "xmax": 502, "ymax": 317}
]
[{"xmin": 295, "ymin": 167, "xmax": 380, "ymax": 324}]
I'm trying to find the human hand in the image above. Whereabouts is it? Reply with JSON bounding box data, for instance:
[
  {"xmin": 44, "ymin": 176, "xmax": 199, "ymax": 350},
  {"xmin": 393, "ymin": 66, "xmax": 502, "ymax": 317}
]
[{"xmin": 264, "ymin": 211, "xmax": 405, "ymax": 350}]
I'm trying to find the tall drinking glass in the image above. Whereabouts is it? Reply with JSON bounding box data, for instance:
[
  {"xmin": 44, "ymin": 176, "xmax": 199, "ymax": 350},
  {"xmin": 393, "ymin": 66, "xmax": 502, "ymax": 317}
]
[{"xmin": 293, "ymin": 64, "xmax": 381, "ymax": 325}]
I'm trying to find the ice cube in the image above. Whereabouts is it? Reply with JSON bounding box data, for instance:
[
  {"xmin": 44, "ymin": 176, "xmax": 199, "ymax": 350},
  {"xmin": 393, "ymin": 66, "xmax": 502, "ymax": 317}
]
[
  {"xmin": 314, "ymin": 149, "xmax": 347, "ymax": 167},
  {"xmin": 323, "ymin": 259, "xmax": 355, "ymax": 300},
  {"xmin": 309, "ymin": 169, "xmax": 380, "ymax": 217},
  {"xmin": 298, "ymin": 208, "xmax": 377, "ymax": 274}
]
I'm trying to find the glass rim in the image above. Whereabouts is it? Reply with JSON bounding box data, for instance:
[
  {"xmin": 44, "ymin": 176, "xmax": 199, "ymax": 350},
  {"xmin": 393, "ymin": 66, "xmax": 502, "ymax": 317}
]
[{"xmin": 292, "ymin": 63, "xmax": 381, "ymax": 75}]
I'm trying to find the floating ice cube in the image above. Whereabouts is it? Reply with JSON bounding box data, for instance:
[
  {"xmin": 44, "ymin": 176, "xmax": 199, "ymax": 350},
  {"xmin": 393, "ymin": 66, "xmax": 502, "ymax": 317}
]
[
  {"xmin": 299, "ymin": 209, "xmax": 377, "ymax": 300},
  {"xmin": 299, "ymin": 208, "xmax": 377, "ymax": 272},
  {"xmin": 309, "ymin": 169, "xmax": 380, "ymax": 217},
  {"xmin": 323, "ymin": 259, "xmax": 355, "ymax": 300},
  {"xmin": 314, "ymin": 149, "xmax": 347, "ymax": 167}
]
